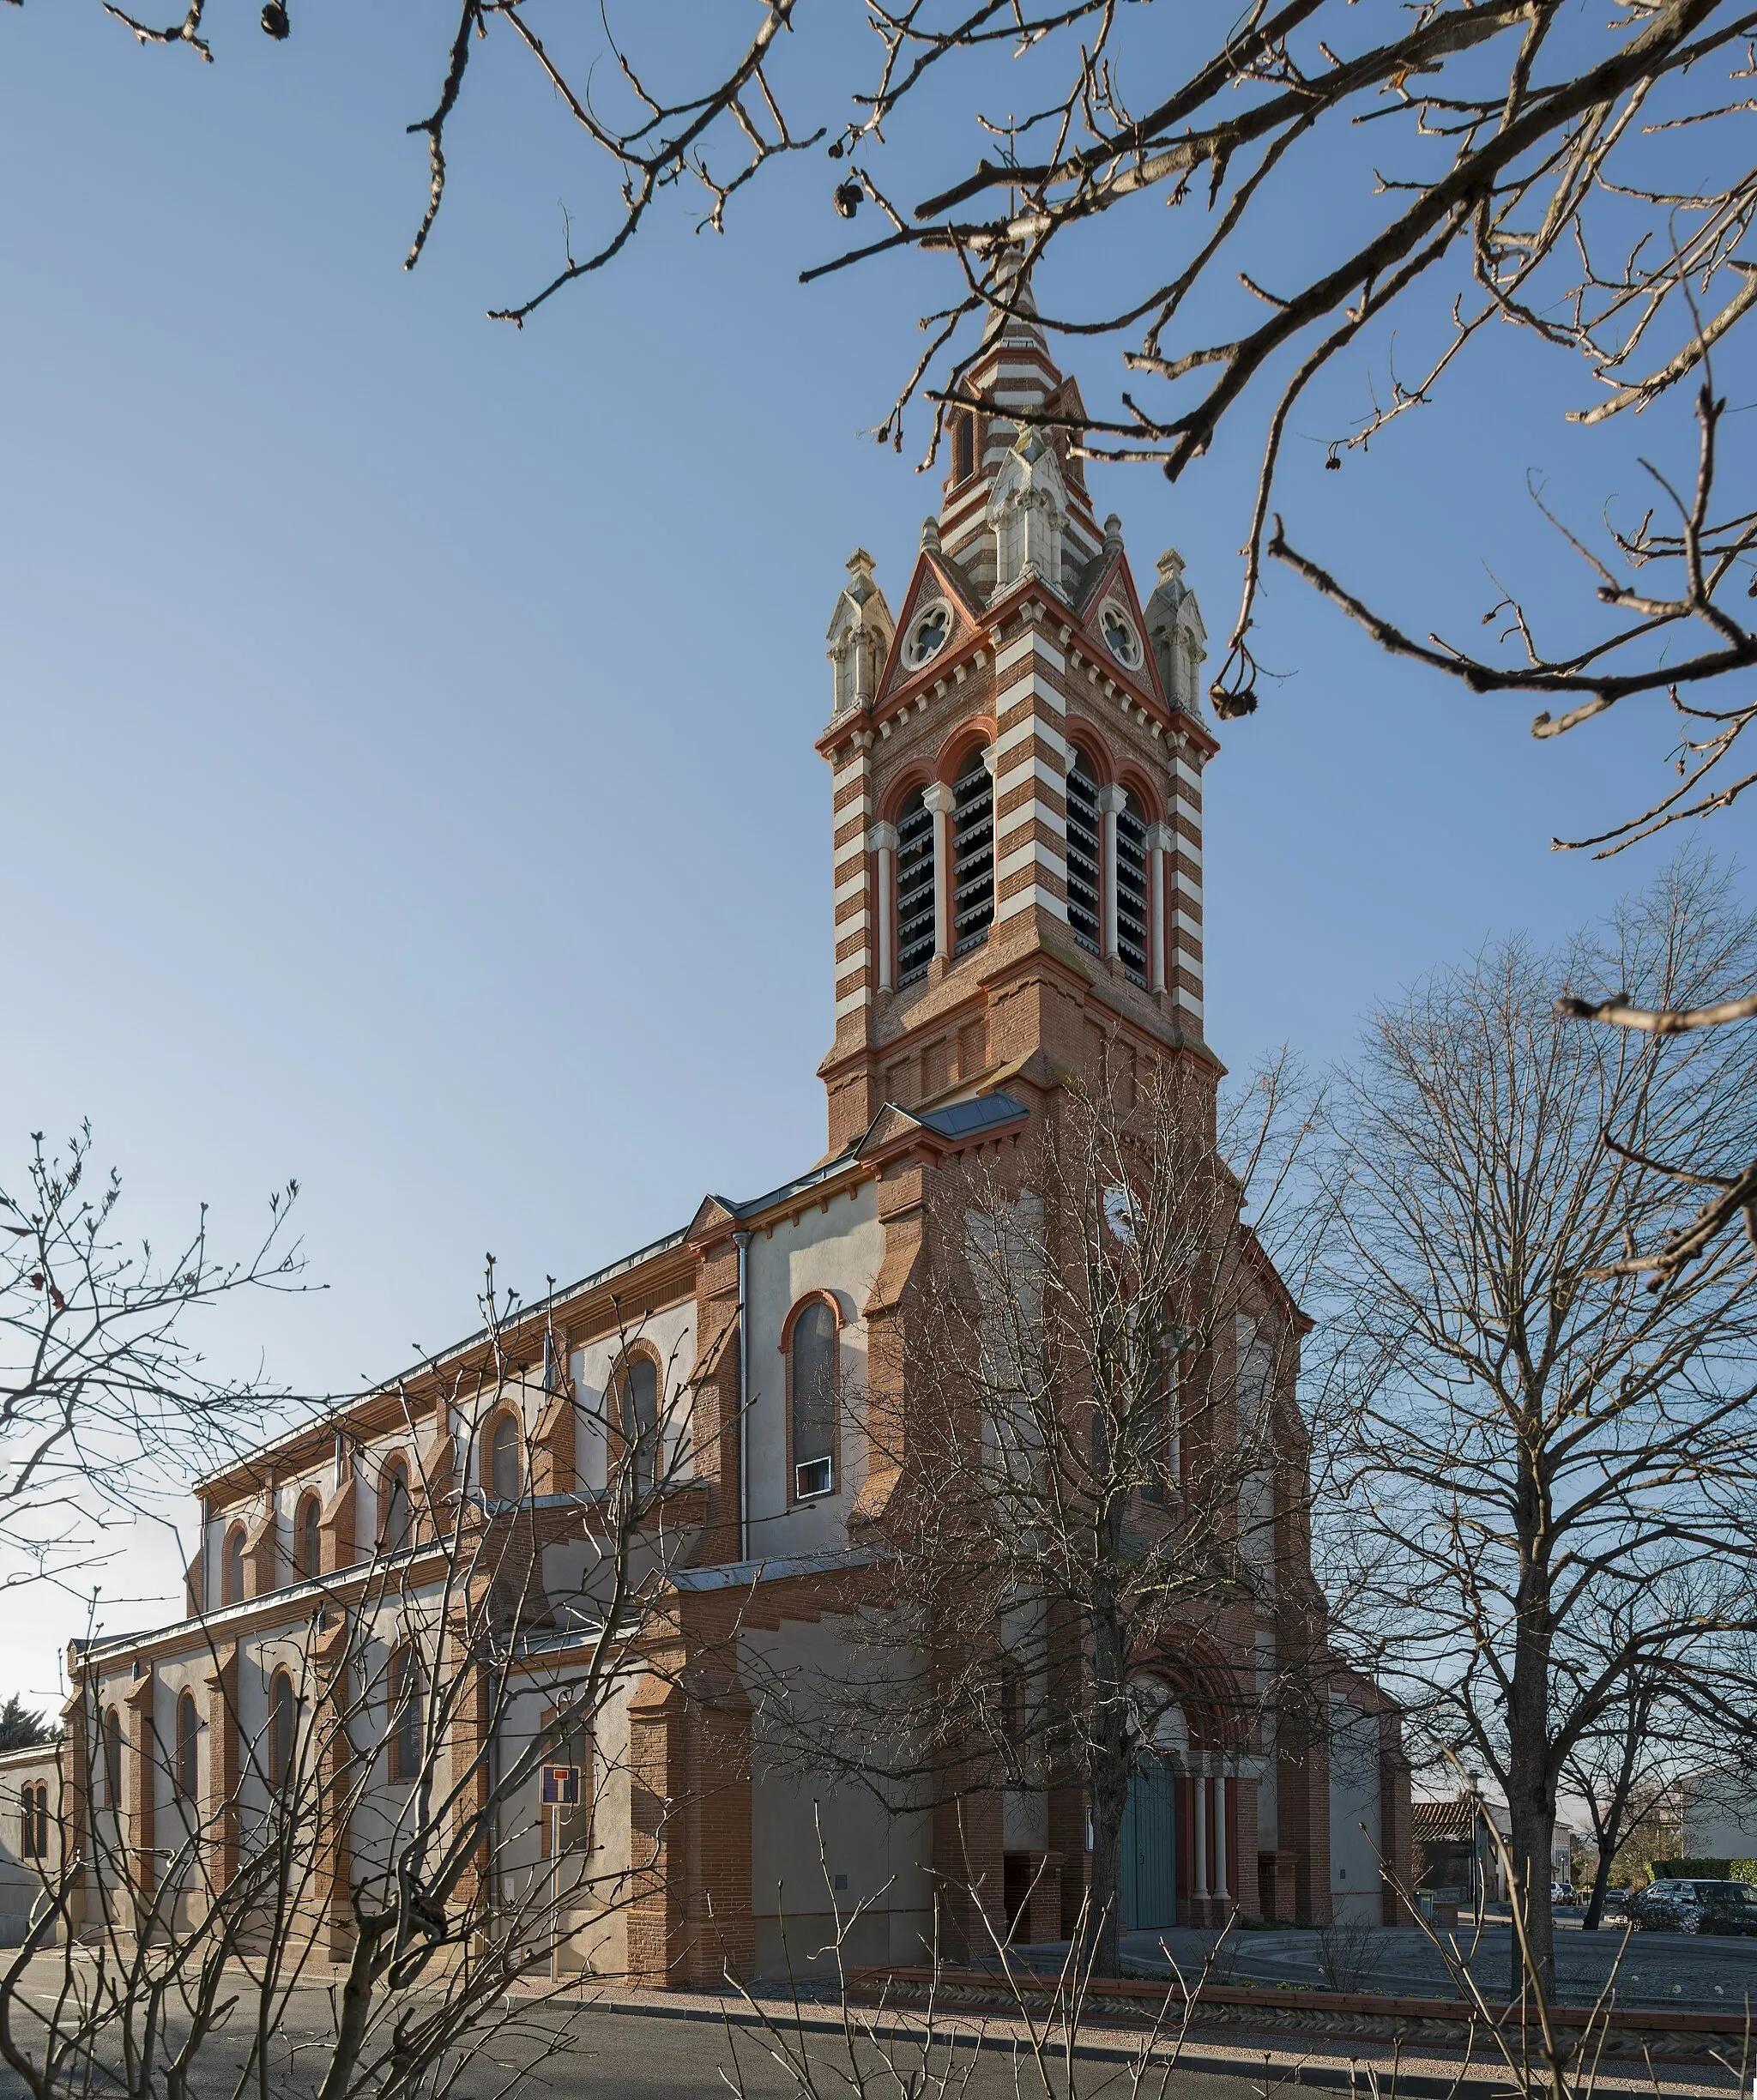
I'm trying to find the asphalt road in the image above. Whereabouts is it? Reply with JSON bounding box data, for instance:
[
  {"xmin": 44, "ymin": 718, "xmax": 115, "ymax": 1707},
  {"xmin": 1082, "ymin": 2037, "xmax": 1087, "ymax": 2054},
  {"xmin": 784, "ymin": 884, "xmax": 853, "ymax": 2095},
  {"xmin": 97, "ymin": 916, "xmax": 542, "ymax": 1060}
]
[{"xmin": 0, "ymin": 1982, "xmax": 1284, "ymax": 2100}]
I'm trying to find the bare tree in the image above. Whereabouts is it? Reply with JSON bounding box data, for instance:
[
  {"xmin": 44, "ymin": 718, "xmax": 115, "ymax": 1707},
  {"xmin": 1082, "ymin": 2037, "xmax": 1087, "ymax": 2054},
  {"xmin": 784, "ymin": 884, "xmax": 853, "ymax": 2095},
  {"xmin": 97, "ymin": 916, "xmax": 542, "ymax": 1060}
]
[
  {"xmin": 0, "ymin": 1263, "xmax": 738, "ymax": 2100},
  {"xmin": 764, "ymin": 1060, "xmax": 1342, "ymax": 1978},
  {"xmin": 1, "ymin": 1124, "xmax": 302, "ymax": 1592},
  {"xmin": 1318, "ymin": 856, "xmax": 1757, "ymax": 2000}
]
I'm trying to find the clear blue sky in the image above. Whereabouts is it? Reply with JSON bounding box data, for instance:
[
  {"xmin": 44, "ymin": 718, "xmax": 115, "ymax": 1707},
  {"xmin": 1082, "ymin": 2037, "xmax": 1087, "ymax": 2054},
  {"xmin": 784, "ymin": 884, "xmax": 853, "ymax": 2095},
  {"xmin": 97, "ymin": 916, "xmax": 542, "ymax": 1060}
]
[{"xmin": 1, "ymin": 0, "xmax": 1742, "ymax": 1702}]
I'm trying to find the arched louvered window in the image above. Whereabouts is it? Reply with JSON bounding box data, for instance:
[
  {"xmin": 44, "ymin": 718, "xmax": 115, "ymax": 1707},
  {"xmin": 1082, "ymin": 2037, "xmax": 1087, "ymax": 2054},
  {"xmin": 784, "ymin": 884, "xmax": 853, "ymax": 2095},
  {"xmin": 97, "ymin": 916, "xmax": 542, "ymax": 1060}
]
[
  {"xmin": 789, "ymin": 1300, "xmax": 838, "ymax": 1500},
  {"xmin": 953, "ymin": 411, "xmax": 975, "ymax": 485},
  {"xmin": 379, "ymin": 1459, "xmax": 411, "ymax": 1554},
  {"xmin": 1066, "ymin": 748, "xmax": 1102, "ymax": 955},
  {"xmin": 895, "ymin": 787, "xmax": 936, "ymax": 987},
  {"xmin": 389, "ymin": 1649, "xmax": 422, "ymax": 1783},
  {"xmin": 297, "ymin": 1493, "xmax": 322, "ymax": 1581},
  {"xmin": 22, "ymin": 1783, "xmax": 48, "ymax": 1859},
  {"xmin": 490, "ymin": 1412, "xmax": 521, "ymax": 1502},
  {"xmin": 619, "ymin": 1356, "xmax": 661, "ymax": 1498},
  {"xmin": 104, "ymin": 1708, "xmax": 123, "ymax": 1810},
  {"xmin": 951, "ymin": 749, "xmax": 995, "ymax": 957},
  {"xmin": 269, "ymin": 1671, "xmax": 296, "ymax": 1793},
  {"xmin": 224, "ymin": 1524, "xmax": 246, "ymax": 1607},
  {"xmin": 176, "ymin": 1692, "xmax": 199, "ymax": 1804},
  {"xmin": 1116, "ymin": 788, "xmax": 1150, "ymax": 987}
]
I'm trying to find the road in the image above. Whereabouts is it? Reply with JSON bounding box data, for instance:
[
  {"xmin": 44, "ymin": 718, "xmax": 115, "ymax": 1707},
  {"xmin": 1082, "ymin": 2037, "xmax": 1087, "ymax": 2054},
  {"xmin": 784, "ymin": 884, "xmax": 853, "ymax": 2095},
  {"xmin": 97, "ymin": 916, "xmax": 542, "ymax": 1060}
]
[{"xmin": 0, "ymin": 1979, "xmax": 1291, "ymax": 2100}]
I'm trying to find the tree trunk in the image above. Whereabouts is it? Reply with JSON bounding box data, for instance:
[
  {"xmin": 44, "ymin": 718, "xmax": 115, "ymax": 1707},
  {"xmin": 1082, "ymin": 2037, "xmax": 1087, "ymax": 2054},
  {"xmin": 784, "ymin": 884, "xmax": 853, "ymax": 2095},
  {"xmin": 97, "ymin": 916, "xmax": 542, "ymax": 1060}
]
[
  {"xmin": 1580, "ymin": 1846, "xmax": 1615, "ymax": 1931},
  {"xmin": 1084, "ymin": 1606, "xmax": 1131, "ymax": 1977},
  {"xmin": 1507, "ymin": 1429, "xmax": 1557, "ymax": 2000}
]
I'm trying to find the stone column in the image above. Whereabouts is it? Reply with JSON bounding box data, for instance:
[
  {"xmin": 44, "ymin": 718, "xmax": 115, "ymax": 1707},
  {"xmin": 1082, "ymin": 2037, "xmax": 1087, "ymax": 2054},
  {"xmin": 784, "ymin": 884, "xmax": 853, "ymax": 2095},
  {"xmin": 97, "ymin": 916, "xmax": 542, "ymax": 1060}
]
[
  {"xmin": 1144, "ymin": 821, "xmax": 1172, "ymax": 993},
  {"xmin": 1192, "ymin": 1771, "xmax": 1207, "ymax": 1898},
  {"xmin": 1096, "ymin": 785, "xmax": 1126, "ymax": 959},
  {"xmin": 1214, "ymin": 1773, "xmax": 1229, "ymax": 1902},
  {"xmin": 870, "ymin": 821, "xmax": 898, "ymax": 994},
  {"xmin": 923, "ymin": 781, "xmax": 955, "ymax": 962}
]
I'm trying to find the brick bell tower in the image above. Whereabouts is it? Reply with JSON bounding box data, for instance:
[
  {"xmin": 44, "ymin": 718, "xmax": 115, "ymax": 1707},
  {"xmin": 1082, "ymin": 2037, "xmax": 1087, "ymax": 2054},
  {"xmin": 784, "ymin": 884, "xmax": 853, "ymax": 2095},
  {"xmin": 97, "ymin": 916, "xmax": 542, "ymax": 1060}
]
[{"xmin": 816, "ymin": 282, "xmax": 1217, "ymax": 1154}]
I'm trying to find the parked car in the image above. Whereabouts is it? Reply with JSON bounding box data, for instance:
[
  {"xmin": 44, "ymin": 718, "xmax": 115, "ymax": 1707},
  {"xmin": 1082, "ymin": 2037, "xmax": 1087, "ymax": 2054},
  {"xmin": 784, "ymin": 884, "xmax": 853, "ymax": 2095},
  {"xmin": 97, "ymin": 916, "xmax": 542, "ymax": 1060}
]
[
  {"xmin": 1599, "ymin": 1887, "xmax": 1630, "ymax": 1916},
  {"xmin": 1551, "ymin": 1882, "xmax": 1577, "ymax": 1907},
  {"xmin": 1630, "ymin": 1879, "xmax": 1757, "ymax": 1934}
]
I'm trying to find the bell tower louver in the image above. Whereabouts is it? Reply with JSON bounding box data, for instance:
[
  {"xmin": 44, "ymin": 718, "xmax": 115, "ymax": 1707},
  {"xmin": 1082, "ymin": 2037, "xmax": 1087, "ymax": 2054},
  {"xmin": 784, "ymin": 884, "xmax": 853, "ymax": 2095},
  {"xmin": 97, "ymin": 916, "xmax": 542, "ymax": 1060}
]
[{"xmin": 815, "ymin": 295, "xmax": 1216, "ymax": 1154}]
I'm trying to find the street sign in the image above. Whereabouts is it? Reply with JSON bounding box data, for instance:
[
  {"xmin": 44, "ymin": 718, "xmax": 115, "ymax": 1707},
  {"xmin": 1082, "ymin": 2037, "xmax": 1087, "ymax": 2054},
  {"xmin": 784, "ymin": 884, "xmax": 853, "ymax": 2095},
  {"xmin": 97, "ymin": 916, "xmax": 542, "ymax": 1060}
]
[{"xmin": 540, "ymin": 1764, "xmax": 580, "ymax": 1806}]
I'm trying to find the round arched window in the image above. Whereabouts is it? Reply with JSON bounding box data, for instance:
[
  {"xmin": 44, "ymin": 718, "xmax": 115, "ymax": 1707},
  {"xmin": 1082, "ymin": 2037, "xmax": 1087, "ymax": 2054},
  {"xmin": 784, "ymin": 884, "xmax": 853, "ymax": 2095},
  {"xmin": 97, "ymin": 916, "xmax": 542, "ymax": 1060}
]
[
  {"xmin": 297, "ymin": 1493, "xmax": 322, "ymax": 1581},
  {"xmin": 490, "ymin": 1413, "xmax": 521, "ymax": 1503},
  {"xmin": 176, "ymin": 1692, "xmax": 200, "ymax": 1804},
  {"xmin": 269, "ymin": 1672, "xmax": 296, "ymax": 1793},
  {"xmin": 379, "ymin": 1460, "xmax": 412, "ymax": 1554}
]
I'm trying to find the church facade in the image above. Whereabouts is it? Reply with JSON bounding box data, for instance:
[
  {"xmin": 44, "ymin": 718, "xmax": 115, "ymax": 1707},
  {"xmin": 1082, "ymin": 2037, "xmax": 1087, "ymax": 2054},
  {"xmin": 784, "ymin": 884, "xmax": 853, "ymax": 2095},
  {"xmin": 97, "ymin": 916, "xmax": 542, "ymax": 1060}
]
[{"xmin": 0, "ymin": 298, "xmax": 1409, "ymax": 1977}]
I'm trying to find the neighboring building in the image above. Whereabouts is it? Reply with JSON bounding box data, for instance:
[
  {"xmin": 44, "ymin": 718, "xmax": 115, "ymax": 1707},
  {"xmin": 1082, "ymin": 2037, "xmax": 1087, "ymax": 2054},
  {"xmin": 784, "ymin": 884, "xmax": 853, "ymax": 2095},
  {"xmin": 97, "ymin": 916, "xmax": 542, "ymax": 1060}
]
[
  {"xmin": 1679, "ymin": 1768, "xmax": 1757, "ymax": 1859},
  {"xmin": 1412, "ymin": 1789, "xmax": 1511, "ymax": 1911},
  {"xmin": 0, "ymin": 290, "xmax": 1410, "ymax": 1976}
]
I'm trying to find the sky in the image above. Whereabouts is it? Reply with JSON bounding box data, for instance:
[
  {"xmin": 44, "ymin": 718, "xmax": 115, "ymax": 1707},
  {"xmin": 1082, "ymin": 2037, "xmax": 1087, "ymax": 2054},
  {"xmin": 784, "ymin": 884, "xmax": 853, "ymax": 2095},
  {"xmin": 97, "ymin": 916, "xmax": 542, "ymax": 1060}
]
[{"xmin": 1, "ymin": 0, "xmax": 1748, "ymax": 1709}]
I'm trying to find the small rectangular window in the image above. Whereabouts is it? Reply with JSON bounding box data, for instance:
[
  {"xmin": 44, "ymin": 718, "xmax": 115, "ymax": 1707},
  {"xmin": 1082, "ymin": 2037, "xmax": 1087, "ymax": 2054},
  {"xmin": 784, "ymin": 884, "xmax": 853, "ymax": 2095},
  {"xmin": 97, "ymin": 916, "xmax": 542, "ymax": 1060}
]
[{"xmin": 795, "ymin": 1456, "xmax": 834, "ymax": 1500}]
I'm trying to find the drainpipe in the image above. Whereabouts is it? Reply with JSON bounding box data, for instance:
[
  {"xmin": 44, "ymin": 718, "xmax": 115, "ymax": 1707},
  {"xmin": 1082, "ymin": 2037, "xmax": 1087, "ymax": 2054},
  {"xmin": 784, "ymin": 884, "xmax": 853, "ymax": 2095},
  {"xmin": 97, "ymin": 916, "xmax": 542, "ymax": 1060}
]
[{"xmin": 734, "ymin": 1229, "xmax": 752, "ymax": 1564}]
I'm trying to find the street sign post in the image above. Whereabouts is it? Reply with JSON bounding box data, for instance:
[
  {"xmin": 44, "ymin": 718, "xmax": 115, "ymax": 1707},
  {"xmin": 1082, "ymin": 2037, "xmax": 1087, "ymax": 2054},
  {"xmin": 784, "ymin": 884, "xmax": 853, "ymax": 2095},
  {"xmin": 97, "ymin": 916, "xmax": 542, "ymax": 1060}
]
[{"xmin": 540, "ymin": 1766, "xmax": 580, "ymax": 1980}]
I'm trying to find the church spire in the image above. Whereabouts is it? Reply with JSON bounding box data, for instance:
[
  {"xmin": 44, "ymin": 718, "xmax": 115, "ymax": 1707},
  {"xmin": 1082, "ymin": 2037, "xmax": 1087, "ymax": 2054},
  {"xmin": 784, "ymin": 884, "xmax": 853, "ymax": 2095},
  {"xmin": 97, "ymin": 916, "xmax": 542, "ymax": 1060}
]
[{"xmin": 933, "ymin": 262, "xmax": 1102, "ymax": 607}]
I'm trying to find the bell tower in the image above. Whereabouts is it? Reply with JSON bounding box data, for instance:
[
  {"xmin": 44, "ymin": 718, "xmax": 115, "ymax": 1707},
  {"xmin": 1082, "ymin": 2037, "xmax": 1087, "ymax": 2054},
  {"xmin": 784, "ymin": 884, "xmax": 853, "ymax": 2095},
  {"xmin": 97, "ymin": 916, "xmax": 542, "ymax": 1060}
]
[{"xmin": 816, "ymin": 286, "xmax": 1217, "ymax": 1154}]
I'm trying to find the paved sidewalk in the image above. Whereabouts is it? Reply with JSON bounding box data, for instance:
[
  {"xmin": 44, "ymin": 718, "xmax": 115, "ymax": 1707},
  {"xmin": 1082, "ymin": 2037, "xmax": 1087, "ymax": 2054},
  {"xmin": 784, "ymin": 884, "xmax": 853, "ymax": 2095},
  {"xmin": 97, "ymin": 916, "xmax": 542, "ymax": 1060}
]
[{"xmin": 1054, "ymin": 1923, "xmax": 1757, "ymax": 2012}]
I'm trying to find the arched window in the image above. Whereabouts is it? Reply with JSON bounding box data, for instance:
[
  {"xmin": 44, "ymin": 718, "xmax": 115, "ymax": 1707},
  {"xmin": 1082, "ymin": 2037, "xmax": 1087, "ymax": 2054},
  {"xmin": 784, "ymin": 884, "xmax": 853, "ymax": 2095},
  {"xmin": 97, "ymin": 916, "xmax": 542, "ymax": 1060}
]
[
  {"xmin": 489, "ymin": 1412, "xmax": 521, "ymax": 1503},
  {"xmin": 1066, "ymin": 746, "xmax": 1102, "ymax": 955},
  {"xmin": 379, "ymin": 1458, "xmax": 412, "ymax": 1554},
  {"xmin": 33, "ymin": 1786, "xmax": 48, "ymax": 1862},
  {"xmin": 296, "ymin": 1492, "xmax": 322, "ymax": 1581},
  {"xmin": 103, "ymin": 1707, "xmax": 123, "ymax": 1810},
  {"xmin": 389, "ymin": 1649, "xmax": 422, "ymax": 1784},
  {"xmin": 895, "ymin": 786, "xmax": 935, "ymax": 987},
  {"xmin": 269, "ymin": 1672, "xmax": 296, "ymax": 1793},
  {"xmin": 224, "ymin": 1524, "xmax": 246, "ymax": 1607},
  {"xmin": 789, "ymin": 1300, "xmax": 838, "ymax": 1500},
  {"xmin": 176, "ymin": 1692, "xmax": 200, "ymax": 1804},
  {"xmin": 20, "ymin": 1788, "xmax": 37, "ymax": 1859},
  {"xmin": 619, "ymin": 1356, "xmax": 661, "ymax": 1499},
  {"xmin": 1115, "ymin": 787, "xmax": 1150, "ymax": 987},
  {"xmin": 953, "ymin": 410, "xmax": 975, "ymax": 485},
  {"xmin": 950, "ymin": 748, "xmax": 994, "ymax": 957}
]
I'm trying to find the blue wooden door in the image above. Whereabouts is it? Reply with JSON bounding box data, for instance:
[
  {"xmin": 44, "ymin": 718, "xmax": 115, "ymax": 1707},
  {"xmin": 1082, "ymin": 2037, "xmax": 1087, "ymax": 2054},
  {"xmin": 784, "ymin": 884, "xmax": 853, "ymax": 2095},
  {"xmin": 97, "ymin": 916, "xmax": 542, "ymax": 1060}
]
[{"xmin": 1120, "ymin": 1758, "xmax": 1178, "ymax": 1929}]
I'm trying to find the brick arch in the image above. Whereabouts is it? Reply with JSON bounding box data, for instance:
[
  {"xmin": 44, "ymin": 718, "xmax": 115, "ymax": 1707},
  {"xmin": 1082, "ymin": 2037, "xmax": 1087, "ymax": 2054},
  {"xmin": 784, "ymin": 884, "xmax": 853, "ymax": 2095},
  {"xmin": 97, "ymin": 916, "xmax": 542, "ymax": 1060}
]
[
  {"xmin": 1132, "ymin": 1642, "xmax": 1252, "ymax": 1751},
  {"xmin": 1114, "ymin": 761, "xmax": 1165, "ymax": 828},
  {"xmin": 878, "ymin": 761, "xmax": 939, "ymax": 827},
  {"xmin": 934, "ymin": 715, "xmax": 999, "ymax": 783},
  {"xmin": 1062, "ymin": 719, "xmax": 1118, "ymax": 784}
]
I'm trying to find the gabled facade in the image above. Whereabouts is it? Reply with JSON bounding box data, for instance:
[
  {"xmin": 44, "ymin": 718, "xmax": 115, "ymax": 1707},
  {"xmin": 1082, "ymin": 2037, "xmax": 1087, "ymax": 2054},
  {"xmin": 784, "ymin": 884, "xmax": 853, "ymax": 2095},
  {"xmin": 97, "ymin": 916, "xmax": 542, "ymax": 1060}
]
[{"xmin": 0, "ymin": 307, "xmax": 1408, "ymax": 1973}]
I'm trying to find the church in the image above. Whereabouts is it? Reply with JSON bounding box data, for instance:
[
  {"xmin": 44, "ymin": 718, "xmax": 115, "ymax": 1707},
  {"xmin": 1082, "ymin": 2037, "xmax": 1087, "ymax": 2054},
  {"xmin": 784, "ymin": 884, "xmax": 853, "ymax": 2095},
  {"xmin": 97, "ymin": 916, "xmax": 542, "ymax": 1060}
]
[{"xmin": 0, "ymin": 291, "xmax": 1410, "ymax": 1980}]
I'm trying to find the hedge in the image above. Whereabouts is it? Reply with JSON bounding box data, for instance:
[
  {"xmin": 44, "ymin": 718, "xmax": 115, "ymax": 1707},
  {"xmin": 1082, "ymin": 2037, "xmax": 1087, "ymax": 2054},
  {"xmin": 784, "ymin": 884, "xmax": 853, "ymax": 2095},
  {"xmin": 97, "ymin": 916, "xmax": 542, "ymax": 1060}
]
[{"xmin": 1645, "ymin": 1857, "xmax": 1757, "ymax": 1885}]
